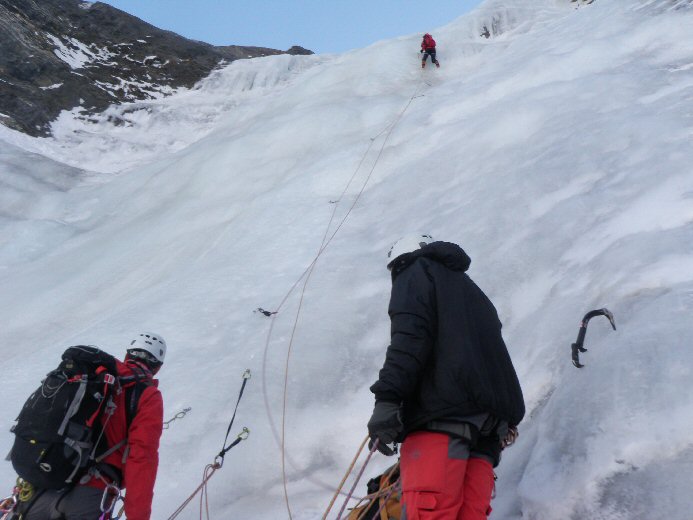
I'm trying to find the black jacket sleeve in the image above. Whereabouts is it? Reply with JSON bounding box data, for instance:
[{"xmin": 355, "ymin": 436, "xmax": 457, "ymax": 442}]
[{"xmin": 370, "ymin": 260, "xmax": 436, "ymax": 402}]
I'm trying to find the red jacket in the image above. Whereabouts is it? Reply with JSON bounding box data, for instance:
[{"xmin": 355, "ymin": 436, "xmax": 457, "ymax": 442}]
[
  {"xmin": 421, "ymin": 34, "xmax": 436, "ymax": 51},
  {"xmin": 88, "ymin": 359, "xmax": 163, "ymax": 520}
]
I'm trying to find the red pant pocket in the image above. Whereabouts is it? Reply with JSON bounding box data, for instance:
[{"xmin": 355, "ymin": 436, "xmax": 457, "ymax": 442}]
[
  {"xmin": 400, "ymin": 432, "xmax": 450, "ymax": 493},
  {"xmin": 417, "ymin": 492, "xmax": 438, "ymax": 510}
]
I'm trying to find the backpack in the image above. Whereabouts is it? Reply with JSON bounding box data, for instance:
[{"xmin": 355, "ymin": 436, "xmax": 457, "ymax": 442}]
[
  {"xmin": 347, "ymin": 463, "xmax": 401, "ymax": 520},
  {"xmin": 9, "ymin": 346, "xmax": 121, "ymax": 489},
  {"xmin": 423, "ymin": 35, "xmax": 436, "ymax": 48}
]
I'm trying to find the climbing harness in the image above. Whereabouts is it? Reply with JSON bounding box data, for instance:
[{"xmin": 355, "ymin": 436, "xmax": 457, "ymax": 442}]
[
  {"xmin": 163, "ymin": 407, "xmax": 192, "ymax": 430},
  {"xmin": 166, "ymin": 370, "xmax": 251, "ymax": 520},
  {"xmin": 571, "ymin": 308, "xmax": 617, "ymax": 368},
  {"xmin": 258, "ymin": 75, "xmax": 429, "ymax": 519}
]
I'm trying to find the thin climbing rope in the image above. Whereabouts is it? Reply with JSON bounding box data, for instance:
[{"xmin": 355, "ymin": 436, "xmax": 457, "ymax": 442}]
[
  {"xmin": 199, "ymin": 463, "xmax": 215, "ymax": 520},
  {"xmin": 335, "ymin": 440, "xmax": 379, "ymax": 520},
  {"xmin": 348, "ymin": 461, "xmax": 400, "ymax": 520},
  {"xmin": 322, "ymin": 435, "xmax": 369, "ymax": 520},
  {"xmin": 166, "ymin": 463, "xmax": 219, "ymax": 520},
  {"xmin": 261, "ymin": 75, "xmax": 428, "ymax": 518}
]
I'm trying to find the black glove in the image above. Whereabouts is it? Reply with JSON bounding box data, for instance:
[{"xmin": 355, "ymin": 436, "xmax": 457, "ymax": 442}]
[
  {"xmin": 367, "ymin": 401, "xmax": 402, "ymax": 456},
  {"xmin": 502, "ymin": 425, "xmax": 519, "ymax": 448},
  {"xmin": 474, "ymin": 433, "xmax": 502, "ymax": 467},
  {"xmin": 420, "ymin": 49, "xmax": 423, "ymax": 53}
]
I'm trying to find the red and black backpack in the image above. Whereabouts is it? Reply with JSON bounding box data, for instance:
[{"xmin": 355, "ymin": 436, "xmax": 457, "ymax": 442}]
[{"xmin": 9, "ymin": 346, "xmax": 147, "ymax": 489}]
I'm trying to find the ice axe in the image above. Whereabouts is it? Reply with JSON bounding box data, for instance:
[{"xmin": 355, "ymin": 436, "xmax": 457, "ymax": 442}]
[{"xmin": 571, "ymin": 308, "xmax": 616, "ymax": 368}]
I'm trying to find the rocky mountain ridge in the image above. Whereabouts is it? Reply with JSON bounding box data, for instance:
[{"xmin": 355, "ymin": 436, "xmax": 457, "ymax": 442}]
[{"xmin": 0, "ymin": 0, "xmax": 312, "ymax": 137}]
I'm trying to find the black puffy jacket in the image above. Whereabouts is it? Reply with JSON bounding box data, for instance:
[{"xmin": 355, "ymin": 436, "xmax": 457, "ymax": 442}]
[{"xmin": 370, "ymin": 241, "xmax": 525, "ymax": 433}]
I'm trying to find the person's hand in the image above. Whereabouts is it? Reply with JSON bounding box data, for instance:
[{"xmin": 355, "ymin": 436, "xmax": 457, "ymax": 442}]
[
  {"xmin": 420, "ymin": 49, "xmax": 423, "ymax": 53},
  {"xmin": 367, "ymin": 401, "xmax": 402, "ymax": 456},
  {"xmin": 502, "ymin": 425, "xmax": 519, "ymax": 448}
]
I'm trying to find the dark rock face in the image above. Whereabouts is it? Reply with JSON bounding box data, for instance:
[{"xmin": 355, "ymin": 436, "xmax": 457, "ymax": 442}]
[
  {"xmin": 0, "ymin": 0, "xmax": 313, "ymax": 136},
  {"xmin": 215, "ymin": 44, "xmax": 314, "ymax": 61}
]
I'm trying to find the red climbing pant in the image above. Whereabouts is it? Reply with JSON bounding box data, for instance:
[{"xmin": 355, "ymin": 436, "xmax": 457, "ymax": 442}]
[{"xmin": 400, "ymin": 431, "xmax": 495, "ymax": 520}]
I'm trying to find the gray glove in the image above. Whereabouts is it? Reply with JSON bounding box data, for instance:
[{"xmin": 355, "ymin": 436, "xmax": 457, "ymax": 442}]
[{"xmin": 367, "ymin": 401, "xmax": 402, "ymax": 456}]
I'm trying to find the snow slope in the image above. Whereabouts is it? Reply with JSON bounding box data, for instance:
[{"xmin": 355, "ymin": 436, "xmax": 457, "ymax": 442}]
[{"xmin": 1, "ymin": 0, "xmax": 693, "ymax": 518}]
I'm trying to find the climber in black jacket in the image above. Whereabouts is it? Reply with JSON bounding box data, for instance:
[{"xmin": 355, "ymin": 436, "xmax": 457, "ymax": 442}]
[{"xmin": 368, "ymin": 234, "xmax": 524, "ymax": 519}]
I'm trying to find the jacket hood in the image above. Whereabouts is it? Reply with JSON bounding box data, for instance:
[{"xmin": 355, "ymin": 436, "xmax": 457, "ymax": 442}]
[{"xmin": 391, "ymin": 241, "xmax": 471, "ymax": 277}]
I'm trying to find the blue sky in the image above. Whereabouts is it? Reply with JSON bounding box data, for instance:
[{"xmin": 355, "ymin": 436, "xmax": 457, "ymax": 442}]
[{"xmin": 98, "ymin": 0, "xmax": 484, "ymax": 54}]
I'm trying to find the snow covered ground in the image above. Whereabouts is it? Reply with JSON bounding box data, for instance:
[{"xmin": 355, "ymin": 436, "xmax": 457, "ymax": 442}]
[{"xmin": 1, "ymin": 0, "xmax": 693, "ymax": 518}]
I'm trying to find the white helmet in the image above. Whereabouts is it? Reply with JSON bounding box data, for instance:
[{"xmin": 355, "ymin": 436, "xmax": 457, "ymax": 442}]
[
  {"xmin": 386, "ymin": 234, "xmax": 434, "ymax": 269},
  {"xmin": 128, "ymin": 332, "xmax": 166, "ymax": 364}
]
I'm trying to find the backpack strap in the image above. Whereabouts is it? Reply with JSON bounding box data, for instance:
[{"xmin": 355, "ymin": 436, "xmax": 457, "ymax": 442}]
[
  {"xmin": 126, "ymin": 373, "xmax": 149, "ymax": 426},
  {"xmin": 94, "ymin": 438, "xmax": 127, "ymax": 464},
  {"xmin": 101, "ymin": 363, "xmax": 152, "ymax": 465},
  {"xmin": 58, "ymin": 376, "xmax": 88, "ymax": 436}
]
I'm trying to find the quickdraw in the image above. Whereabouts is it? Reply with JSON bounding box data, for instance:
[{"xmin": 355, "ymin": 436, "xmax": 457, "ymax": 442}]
[
  {"xmin": 216, "ymin": 369, "xmax": 251, "ymax": 468},
  {"xmin": 214, "ymin": 428, "xmax": 250, "ymax": 469},
  {"xmin": 571, "ymin": 308, "xmax": 617, "ymax": 368},
  {"xmin": 163, "ymin": 407, "xmax": 192, "ymax": 430}
]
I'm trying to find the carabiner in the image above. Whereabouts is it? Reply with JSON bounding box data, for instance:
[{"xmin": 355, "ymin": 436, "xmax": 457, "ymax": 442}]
[{"xmin": 100, "ymin": 483, "xmax": 121, "ymax": 515}]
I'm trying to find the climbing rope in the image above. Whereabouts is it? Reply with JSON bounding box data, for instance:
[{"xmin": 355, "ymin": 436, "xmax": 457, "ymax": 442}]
[
  {"xmin": 166, "ymin": 463, "xmax": 220, "ymax": 520},
  {"xmin": 165, "ymin": 430, "xmax": 249, "ymax": 520},
  {"xmin": 198, "ymin": 463, "xmax": 216, "ymax": 520},
  {"xmin": 334, "ymin": 439, "xmax": 380, "ymax": 520},
  {"xmin": 349, "ymin": 462, "xmax": 400, "ymax": 520},
  {"xmin": 352, "ymin": 481, "xmax": 401, "ymax": 520},
  {"xmin": 325, "ymin": 450, "xmax": 400, "ymax": 520},
  {"xmin": 357, "ymin": 480, "xmax": 401, "ymax": 520},
  {"xmin": 260, "ymin": 75, "xmax": 428, "ymax": 518},
  {"xmin": 322, "ymin": 435, "xmax": 369, "ymax": 520}
]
